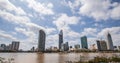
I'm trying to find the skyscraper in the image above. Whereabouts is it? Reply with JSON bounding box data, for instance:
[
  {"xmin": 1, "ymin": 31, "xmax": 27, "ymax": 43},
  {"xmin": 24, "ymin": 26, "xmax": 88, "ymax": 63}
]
[
  {"xmin": 96, "ymin": 40, "xmax": 107, "ymax": 51},
  {"xmin": 11, "ymin": 41, "xmax": 20, "ymax": 51},
  {"xmin": 38, "ymin": 30, "xmax": 46, "ymax": 52},
  {"xmin": 81, "ymin": 36, "xmax": 88, "ymax": 49},
  {"xmin": 107, "ymin": 33, "xmax": 114, "ymax": 50},
  {"xmin": 59, "ymin": 30, "xmax": 63, "ymax": 50}
]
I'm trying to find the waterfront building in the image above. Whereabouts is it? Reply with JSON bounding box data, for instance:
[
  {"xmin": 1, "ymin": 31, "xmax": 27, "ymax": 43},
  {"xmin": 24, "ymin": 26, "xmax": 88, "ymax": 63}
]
[
  {"xmin": 64, "ymin": 42, "xmax": 69, "ymax": 51},
  {"xmin": 59, "ymin": 30, "xmax": 63, "ymax": 51},
  {"xmin": 81, "ymin": 36, "xmax": 88, "ymax": 49},
  {"xmin": 118, "ymin": 46, "xmax": 120, "ymax": 50},
  {"xmin": 74, "ymin": 44, "xmax": 80, "ymax": 50},
  {"xmin": 38, "ymin": 30, "xmax": 46, "ymax": 52},
  {"xmin": 11, "ymin": 41, "xmax": 20, "ymax": 51},
  {"xmin": 96, "ymin": 40, "xmax": 107, "ymax": 51},
  {"xmin": 61, "ymin": 42, "xmax": 69, "ymax": 51},
  {"xmin": 70, "ymin": 46, "xmax": 72, "ymax": 48},
  {"xmin": 90, "ymin": 44, "xmax": 97, "ymax": 51},
  {"xmin": 0, "ymin": 44, "xmax": 6, "ymax": 50},
  {"xmin": 31, "ymin": 47, "xmax": 35, "ymax": 51},
  {"xmin": 106, "ymin": 33, "xmax": 114, "ymax": 50},
  {"xmin": 114, "ymin": 46, "xmax": 117, "ymax": 50}
]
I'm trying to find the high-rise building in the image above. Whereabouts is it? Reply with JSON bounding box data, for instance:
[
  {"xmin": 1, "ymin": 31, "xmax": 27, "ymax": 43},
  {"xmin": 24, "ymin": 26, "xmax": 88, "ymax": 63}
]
[
  {"xmin": 59, "ymin": 30, "xmax": 63, "ymax": 50},
  {"xmin": 11, "ymin": 41, "xmax": 20, "ymax": 51},
  {"xmin": 96, "ymin": 40, "xmax": 107, "ymax": 51},
  {"xmin": 38, "ymin": 30, "xmax": 46, "ymax": 52},
  {"xmin": 81, "ymin": 36, "xmax": 88, "ymax": 49},
  {"xmin": 106, "ymin": 33, "xmax": 114, "ymax": 50}
]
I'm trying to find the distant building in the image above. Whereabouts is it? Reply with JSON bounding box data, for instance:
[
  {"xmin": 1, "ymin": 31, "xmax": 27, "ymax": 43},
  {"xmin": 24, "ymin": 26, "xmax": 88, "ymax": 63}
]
[
  {"xmin": 11, "ymin": 41, "xmax": 20, "ymax": 51},
  {"xmin": 61, "ymin": 42, "xmax": 69, "ymax": 51},
  {"xmin": 96, "ymin": 40, "xmax": 107, "ymax": 51},
  {"xmin": 90, "ymin": 44, "xmax": 96, "ymax": 51},
  {"xmin": 106, "ymin": 33, "xmax": 114, "ymax": 50},
  {"xmin": 70, "ymin": 46, "xmax": 72, "ymax": 48},
  {"xmin": 74, "ymin": 44, "xmax": 80, "ymax": 49},
  {"xmin": 118, "ymin": 46, "xmax": 120, "ymax": 50},
  {"xmin": 81, "ymin": 36, "xmax": 88, "ymax": 49},
  {"xmin": 0, "ymin": 44, "xmax": 6, "ymax": 50},
  {"xmin": 114, "ymin": 46, "xmax": 117, "ymax": 50},
  {"xmin": 64, "ymin": 42, "xmax": 69, "ymax": 51},
  {"xmin": 46, "ymin": 46, "xmax": 58, "ymax": 52},
  {"xmin": 31, "ymin": 47, "xmax": 35, "ymax": 51},
  {"xmin": 38, "ymin": 30, "xmax": 46, "ymax": 52},
  {"xmin": 59, "ymin": 30, "xmax": 63, "ymax": 51},
  {"xmin": 5, "ymin": 44, "xmax": 12, "ymax": 51}
]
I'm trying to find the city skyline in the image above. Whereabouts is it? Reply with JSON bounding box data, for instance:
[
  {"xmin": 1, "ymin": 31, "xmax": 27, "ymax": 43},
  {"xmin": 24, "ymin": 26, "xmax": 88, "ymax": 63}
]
[{"xmin": 0, "ymin": 0, "xmax": 120, "ymax": 50}]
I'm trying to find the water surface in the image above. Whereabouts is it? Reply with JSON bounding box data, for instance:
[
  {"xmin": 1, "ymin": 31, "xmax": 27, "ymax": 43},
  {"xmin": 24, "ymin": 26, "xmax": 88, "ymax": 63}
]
[{"xmin": 0, "ymin": 53, "xmax": 120, "ymax": 63}]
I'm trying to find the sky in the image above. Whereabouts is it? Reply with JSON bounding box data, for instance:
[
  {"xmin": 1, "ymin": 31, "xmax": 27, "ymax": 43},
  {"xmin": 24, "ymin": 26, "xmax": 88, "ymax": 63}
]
[{"xmin": 0, "ymin": 0, "xmax": 120, "ymax": 50}]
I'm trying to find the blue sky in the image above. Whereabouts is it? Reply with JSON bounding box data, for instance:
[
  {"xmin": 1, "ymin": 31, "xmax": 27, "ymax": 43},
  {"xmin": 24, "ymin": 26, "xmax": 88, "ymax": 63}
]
[{"xmin": 0, "ymin": 0, "xmax": 120, "ymax": 50}]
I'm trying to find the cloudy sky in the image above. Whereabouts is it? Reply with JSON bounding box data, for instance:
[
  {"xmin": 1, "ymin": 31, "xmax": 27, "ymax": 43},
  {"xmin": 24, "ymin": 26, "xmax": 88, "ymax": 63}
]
[{"xmin": 0, "ymin": 0, "xmax": 120, "ymax": 50}]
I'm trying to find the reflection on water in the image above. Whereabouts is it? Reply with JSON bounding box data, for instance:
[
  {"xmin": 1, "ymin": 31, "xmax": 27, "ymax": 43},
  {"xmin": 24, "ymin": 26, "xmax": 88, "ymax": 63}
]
[{"xmin": 0, "ymin": 53, "xmax": 120, "ymax": 63}]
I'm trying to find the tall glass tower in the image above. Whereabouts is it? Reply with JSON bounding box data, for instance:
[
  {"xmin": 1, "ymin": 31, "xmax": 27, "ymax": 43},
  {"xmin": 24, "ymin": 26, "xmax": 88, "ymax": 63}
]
[
  {"xmin": 59, "ymin": 30, "xmax": 63, "ymax": 50},
  {"xmin": 38, "ymin": 30, "xmax": 46, "ymax": 52},
  {"xmin": 81, "ymin": 36, "xmax": 88, "ymax": 49},
  {"xmin": 107, "ymin": 33, "xmax": 114, "ymax": 50}
]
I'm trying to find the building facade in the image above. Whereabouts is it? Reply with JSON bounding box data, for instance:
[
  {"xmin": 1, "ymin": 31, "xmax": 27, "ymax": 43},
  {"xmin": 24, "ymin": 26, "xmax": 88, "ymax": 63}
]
[
  {"xmin": 11, "ymin": 41, "xmax": 20, "ymax": 51},
  {"xmin": 107, "ymin": 33, "xmax": 114, "ymax": 50},
  {"xmin": 96, "ymin": 40, "xmax": 107, "ymax": 51},
  {"xmin": 81, "ymin": 36, "xmax": 88, "ymax": 49},
  {"xmin": 59, "ymin": 30, "xmax": 63, "ymax": 50},
  {"xmin": 38, "ymin": 30, "xmax": 46, "ymax": 52},
  {"xmin": 64, "ymin": 42, "xmax": 69, "ymax": 51}
]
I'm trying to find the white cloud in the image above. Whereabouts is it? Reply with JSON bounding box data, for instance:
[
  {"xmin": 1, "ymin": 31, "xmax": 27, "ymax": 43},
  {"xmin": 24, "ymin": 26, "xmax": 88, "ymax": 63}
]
[
  {"xmin": 45, "ymin": 27, "xmax": 56, "ymax": 35},
  {"xmin": 61, "ymin": 0, "xmax": 81, "ymax": 14},
  {"xmin": 53, "ymin": 13, "xmax": 80, "ymax": 30},
  {"xmin": 0, "ymin": 30, "xmax": 16, "ymax": 40},
  {"xmin": 79, "ymin": 0, "xmax": 110, "ymax": 21},
  {"xmin": 24, "ymin": 0, "xmax": 54, "ymax": 15},
  {"xmin": 46, "ymin": 34, "xmax": 58, "ymax": 48},
  {"xmin": 0, "ymin": 0, "xmax": 26, "ymax": 15},
  {"xmin": 0, "ymin": 10, "xmax": 30, "ymax": 25},
  {"xmin": 80, "ymin": 28, "xmax": 97, "ymax": 37},
  {"xmin": 66, "ymin": 0, "xmax": 120, "ymax": 21},
  {"xmin": 15, "ymin": 27, "xmax": 35, "ymax": 37},
  {"xmin": 110, "ymin": 4, "xmax": 120, "ymax": 20},
  {"xmin": 81, "ymin": 21, "xmax": 86, "ymax": 25}
]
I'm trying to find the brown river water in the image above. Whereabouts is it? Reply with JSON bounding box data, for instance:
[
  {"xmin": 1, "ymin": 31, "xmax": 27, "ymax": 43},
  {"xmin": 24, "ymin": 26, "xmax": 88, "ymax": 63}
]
[{"xmin": 0, "ymin": 53, "xmax": 120, "ymax": 63}]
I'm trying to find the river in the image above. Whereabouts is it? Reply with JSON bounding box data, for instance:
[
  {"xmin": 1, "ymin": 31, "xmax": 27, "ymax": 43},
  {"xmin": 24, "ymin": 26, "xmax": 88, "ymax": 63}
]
[{"xmin": 0, "ymin": 53, "xmax": 120, "ymax": 63}]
